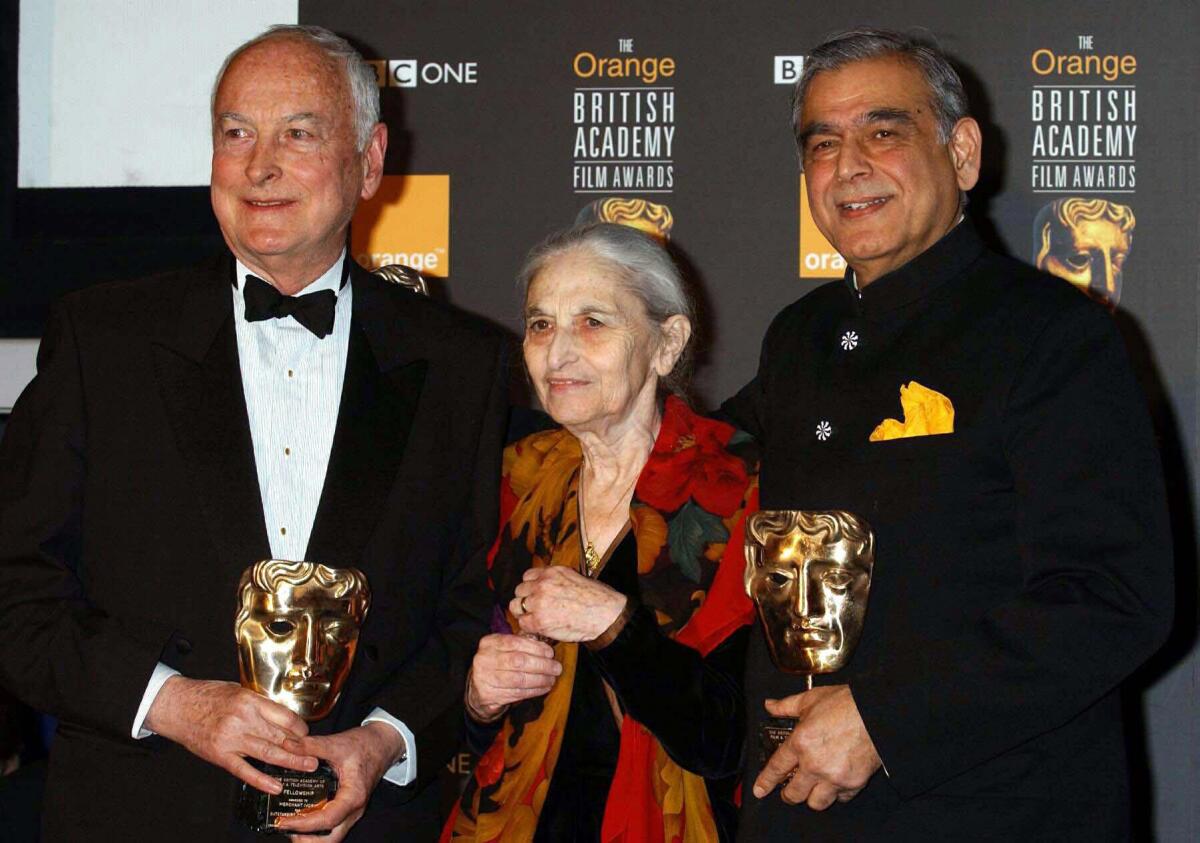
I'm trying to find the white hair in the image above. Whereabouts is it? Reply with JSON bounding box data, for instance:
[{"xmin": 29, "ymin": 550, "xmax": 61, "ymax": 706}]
[
  {"xmin": 212, "ymin": 24, "xmax": 380, "ymax": 151},
  {"xmin": 518, "ymin": 222, "xmax": 696, "ymax": 396}
]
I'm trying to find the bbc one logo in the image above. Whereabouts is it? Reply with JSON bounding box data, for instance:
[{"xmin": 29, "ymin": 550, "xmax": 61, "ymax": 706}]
[
  {"xmin": 775, "ymin": 55, "xmax": 805, "ymax": 85},
  {"xmin": 369, "ymin": 60, "xmax": 479, "ymax": 88}
]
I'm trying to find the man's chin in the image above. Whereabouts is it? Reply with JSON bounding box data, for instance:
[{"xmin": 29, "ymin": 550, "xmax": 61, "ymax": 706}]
[
  {"xmin": 237, "ymin": 234, "xmax": 300, "ymax": 258},
  {"xmin": 827, "ymin": 231, "xmax": 895, "ymax": 263}
]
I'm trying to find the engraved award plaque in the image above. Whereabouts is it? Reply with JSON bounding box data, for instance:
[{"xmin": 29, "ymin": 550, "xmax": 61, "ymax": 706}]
[
  {"xmin": 744, "ymin": 510, "xmax": 874, "ymax": 765},
  {"xmin": 232, "ymin": 560, "xmax": 370, "ymax": 835}
]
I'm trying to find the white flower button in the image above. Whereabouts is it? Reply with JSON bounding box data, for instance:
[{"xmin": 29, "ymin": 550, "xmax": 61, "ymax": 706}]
[
  {"xmin": 815, "ymin": 421, "xmax": 833, "ymax": 441},
  {"xmin": 840, "ymin": 331, "xmax": 859, "ymax": 351}
]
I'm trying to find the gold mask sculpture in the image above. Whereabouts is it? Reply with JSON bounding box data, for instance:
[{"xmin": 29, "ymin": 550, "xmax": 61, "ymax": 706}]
[
  {"xmin": 744, "ymin": 510, "xmax": 874, "ymax": 676},
  {"xmin": 1033, "ymin": 197, "xmax": 1135, "ymax": 308},
  {"xmin": 575, "ymin": 196, "xmax": 675, "ymax": 241},
  {"xmin": 235, "ymin": 560, "xmax": 370, "ymax": 721}
]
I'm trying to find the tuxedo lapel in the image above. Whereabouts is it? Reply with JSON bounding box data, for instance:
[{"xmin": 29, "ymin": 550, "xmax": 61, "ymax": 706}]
[
  {"xmin": 151, "ymin": 256, "xmax": 271, "ymax": 573},
  {"xmin": 304, "ymin": 267, "xmax": 427, "ymax": 569}
]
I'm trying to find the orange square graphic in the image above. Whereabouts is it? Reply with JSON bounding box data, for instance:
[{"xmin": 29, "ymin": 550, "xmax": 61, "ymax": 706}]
[
  {"xmin": 798, "ymin": 174, "xmax": 846, "ymax": 279},
  {"xmin": 351, "ymin": 175, "xmax": 450, "ymax": 278}
]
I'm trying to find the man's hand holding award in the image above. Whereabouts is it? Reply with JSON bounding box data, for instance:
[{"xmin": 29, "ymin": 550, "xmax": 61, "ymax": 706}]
[{"xmin": 744, "ymin": 510, "xmax": 883, "ymax": 811}]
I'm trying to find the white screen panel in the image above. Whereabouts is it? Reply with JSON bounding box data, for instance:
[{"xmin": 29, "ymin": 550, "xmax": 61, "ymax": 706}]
[{"xmin": 18, "ymin": 0, "xmax": 299, "ymax": 188}]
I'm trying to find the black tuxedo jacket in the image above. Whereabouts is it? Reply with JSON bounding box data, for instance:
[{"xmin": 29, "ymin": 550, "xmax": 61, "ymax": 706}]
[
  {"xmin": 0, "ymin": 254, "xmax": 508, "ymax": 841},
  {"xmin": 724, "ymin": 222, "xmax": 1173, "ymax": 841}
]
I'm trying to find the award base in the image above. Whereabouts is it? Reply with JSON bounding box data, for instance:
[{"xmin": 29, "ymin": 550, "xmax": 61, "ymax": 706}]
[
  {"xmin": 758, "ymin": 716, "xmax": 797, "ymax": 766},
  {"xmin": 235, "ymin": 758, "xmax": 338, "ymax": 836}
]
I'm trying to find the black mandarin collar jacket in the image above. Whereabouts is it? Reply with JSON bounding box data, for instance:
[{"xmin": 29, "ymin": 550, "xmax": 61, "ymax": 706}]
[{"xmin": 723, "ymin": 219, "xmax": 1172, "ymax": 841}]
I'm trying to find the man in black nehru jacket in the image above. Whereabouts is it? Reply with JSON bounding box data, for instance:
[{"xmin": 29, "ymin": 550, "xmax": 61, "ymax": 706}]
[{"xmin": 723, "ymin": 28, "xmax": 1172, "ymax": 841}]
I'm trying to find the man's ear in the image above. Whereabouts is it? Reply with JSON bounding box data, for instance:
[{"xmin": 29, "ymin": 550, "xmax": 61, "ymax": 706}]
[
  {"xmin": 360, "ymin": 123, "xmax": 388, "ymax": 201},
  {"xmin": 654, "ymin": 314, "xmax": 692, "ymax": 377},
  {"xmin": 947, "ymin": 117, "xmax": 982, "ymax": 192}
]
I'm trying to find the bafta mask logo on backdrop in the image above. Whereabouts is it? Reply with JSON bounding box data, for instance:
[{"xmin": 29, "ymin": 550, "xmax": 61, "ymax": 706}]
[
  {"xmin": 1033, "ymin": 197, "xmax": 1134, "ymax": 308},
  {"xmin": 576, "ymin": 197, "xmax": 674, "ymax": 241},
  {"xmin": 351, "ymin": 175, "xmax": 450, "ymax": 277}
]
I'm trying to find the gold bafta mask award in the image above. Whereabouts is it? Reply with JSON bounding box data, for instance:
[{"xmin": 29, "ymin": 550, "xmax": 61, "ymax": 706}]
[
  {"xmin": 744, "ymin": 510, "xmax": 875, "ymax": 762},
  {"xmin": 233, "ymin": 560, "xmax": 370, "ymax": 835}
]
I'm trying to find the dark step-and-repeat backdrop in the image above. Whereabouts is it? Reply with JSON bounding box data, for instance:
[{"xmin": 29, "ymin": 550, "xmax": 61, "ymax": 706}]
[{"xmin": 3, "ymin": 1, "xmax": 1198, "ymax": 838}]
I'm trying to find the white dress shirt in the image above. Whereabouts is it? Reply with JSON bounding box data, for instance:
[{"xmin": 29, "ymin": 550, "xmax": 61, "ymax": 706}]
[
  {"xmin": 236, "ymin": 253, "xmax": 351, "ymax": 560},
  {"xmin": 131, "ymin": 251, "xmax": 416, "ymax": 787}
]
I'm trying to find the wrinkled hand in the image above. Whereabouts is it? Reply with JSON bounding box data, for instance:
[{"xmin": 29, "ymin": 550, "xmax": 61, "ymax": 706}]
[
  {"xmin": 276, "ymin": 722, "xmax": 404, "ymax": 841},
  {"xmin": 467, "ymin": 633, "xmax": 562, "ymax": 721},
  {"xmin": 511, "ymin": 566, "xmax": 626, "ymax": 642},
  {"xmin": 144, "ymin": 676, "xmax": 317, "ymax": 795},
  {"xmin": 752, "ymin": 685, "xmax": 882, "ymax": 810}
]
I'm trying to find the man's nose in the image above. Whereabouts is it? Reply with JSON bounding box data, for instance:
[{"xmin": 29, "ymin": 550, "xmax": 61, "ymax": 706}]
[
  {"xmin": 835, "ymin": 138, "xmax": 871, "ymax": 182},
  {"xmin": 246, "ymin": 135, "xmax": 282, "ymax": 186}
]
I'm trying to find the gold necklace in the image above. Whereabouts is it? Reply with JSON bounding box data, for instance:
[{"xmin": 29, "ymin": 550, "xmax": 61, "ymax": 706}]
[
  {"xmin": 577, "ymin": 466, "xmax": 637, "ymax": 578},
  {"xmin": 581, "ymin": 537, "xmax": 601, "ymax": 576}
]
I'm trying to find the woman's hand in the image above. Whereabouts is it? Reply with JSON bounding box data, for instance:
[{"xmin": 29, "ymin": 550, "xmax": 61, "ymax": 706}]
[
  {"xmin": 512, "ymin": 566, "xmax": 628, "ymax": 643},
  {"xmin": 466, "ymin": 634, "xmax": 562, "ymax": 722}
]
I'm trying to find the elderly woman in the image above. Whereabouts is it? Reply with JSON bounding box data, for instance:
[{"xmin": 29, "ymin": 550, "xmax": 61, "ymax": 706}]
[{"xmin": 443, "ymin": 223, "xmax": 758, "ymax": 842}]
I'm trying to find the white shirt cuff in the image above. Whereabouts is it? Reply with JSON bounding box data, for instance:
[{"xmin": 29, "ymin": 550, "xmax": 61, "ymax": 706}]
[
  {"xmin": 131, "ymin": 662, "xmax": 181, "ymax": 739},
  {"xmin": 362, "ymin": 707, "xmax": 416, "ymax": 786}
]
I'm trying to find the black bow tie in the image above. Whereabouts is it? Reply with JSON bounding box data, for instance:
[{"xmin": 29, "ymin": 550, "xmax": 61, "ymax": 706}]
[{"xmin": 243, "ymin": 274, "xmax": 337, "ymax": 338}]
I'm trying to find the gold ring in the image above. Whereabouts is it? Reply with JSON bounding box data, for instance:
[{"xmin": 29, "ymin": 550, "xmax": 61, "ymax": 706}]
[{"xmin": 520, "ymin": 596, "xmax": 529, "ymax": 615}]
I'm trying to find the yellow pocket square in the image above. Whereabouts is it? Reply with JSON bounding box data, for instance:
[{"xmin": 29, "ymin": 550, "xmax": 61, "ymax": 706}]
[{"xmin": 869, "ymin": 381, "xmax": 955, "ymax": 442}]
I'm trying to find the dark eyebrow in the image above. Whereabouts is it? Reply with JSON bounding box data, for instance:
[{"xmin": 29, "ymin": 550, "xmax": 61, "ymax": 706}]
[
  {"xmin": 860, "ymin": 108, "xmax": 914, "ymax": 126},
  {"xmin": 797, "ymin": 121, "xmax": 834, "ymax": 147},
  {"xmin": 798, "ymin": 108, "xmax": 915, "ymax": 146}
]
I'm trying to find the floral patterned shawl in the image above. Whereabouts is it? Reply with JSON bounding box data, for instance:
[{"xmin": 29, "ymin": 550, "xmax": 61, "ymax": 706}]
[{"xmin": 443, "ymin": 397, "xmax": 758, "ymax": 842}]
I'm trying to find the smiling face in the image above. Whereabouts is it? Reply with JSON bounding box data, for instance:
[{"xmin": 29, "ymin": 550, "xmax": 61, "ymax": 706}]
[
  {"xmin": 235, "ymin": 562, "xmax": 369, "ymax": 721},
  {"xmin": 798, "ymin": 56, "xmax": 980, "ymax": 286},
  {"xmin": 744, "ymin": 511, "xmax": 874, "ymax": 675},
  {"xmin": 523, "ymin": 251, "xmax": 682, "ymax": 437},
  {"xmin": 211, "ymin": 37, "xmax": 385, "ymax": 290}
]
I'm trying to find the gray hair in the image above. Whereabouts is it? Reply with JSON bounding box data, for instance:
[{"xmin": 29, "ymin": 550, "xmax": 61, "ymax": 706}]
[
  {"xmin": 517, "ymin": 222, "xmax": 695, "ymax": 397},
  {"xmin": 212, "ymin": 24, "xmax": 381, "ymax": 151},
  {"xmin": 792, "ymin": 28, "xmax": 969, "ymax": 154}
]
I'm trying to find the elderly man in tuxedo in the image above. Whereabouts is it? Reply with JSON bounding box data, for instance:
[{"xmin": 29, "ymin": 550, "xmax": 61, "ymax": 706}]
[{"xmin": 0, "ymin": 25, "xmax": 506, "ymax": 841}]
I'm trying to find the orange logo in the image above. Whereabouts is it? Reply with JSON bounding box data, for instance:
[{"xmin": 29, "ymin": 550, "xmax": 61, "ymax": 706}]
[
  {"xmin": 351, "ymin": 175, "xmax": 450, "ymax": 277},
  {"xmin": 798, "ymin": 174, "xmax": 846, "ymax": 279}
]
